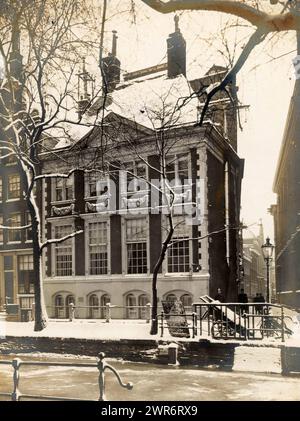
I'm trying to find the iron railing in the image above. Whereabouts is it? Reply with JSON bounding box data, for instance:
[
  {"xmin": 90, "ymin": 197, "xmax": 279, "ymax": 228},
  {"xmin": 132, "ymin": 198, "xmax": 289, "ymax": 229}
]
[
  {"xmin": 192, "ymin": 302, "xmax": 291, "ymax": 342},
  {"xmin": 159, "ymin": 311, "xmax": 198, "ymax": 338},
  {"xmin": 0, "ymin": 353, "xmax": 133, "ymax": 401}
]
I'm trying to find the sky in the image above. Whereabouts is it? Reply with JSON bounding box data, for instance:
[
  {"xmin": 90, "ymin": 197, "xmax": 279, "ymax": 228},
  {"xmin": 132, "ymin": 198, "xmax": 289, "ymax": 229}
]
[{"xmin": 99, "ymin": 0, "xmax": 296, "ymax": 242}]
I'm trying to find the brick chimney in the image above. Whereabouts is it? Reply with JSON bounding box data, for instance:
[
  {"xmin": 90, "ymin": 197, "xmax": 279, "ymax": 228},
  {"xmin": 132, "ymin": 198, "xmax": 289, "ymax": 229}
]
[
  {"xmin": 167, "ymin": 16, "xmax": 186, "ymax": 79},
  {"xmin": 101, "ymin": 30, "xmax": 121, "ymax": 92}
]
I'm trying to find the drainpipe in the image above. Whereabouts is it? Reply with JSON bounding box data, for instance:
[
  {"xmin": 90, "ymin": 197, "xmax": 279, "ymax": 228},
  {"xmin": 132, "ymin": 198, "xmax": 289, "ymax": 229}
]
[{"xmin": 225, "ymin": 161, "xmax": 230, "ymax": 265}]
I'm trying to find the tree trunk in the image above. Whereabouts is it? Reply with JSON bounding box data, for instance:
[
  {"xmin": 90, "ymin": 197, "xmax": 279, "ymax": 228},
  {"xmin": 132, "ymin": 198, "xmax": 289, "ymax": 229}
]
[
  {"xmin": 150, "ymin": 214, "xmax": 174, "ymax": 335},
  {"xmin": 27, "ymin": 198, "xmax": 48, "ymax": 331}
]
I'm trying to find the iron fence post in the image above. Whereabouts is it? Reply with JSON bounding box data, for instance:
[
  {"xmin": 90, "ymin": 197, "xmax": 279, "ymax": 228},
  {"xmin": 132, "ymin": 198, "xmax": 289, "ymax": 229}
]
[
  {"xmin": 12, "ymin": 358, "xmax": 21, "ymax": 401},
  {"xmin": 97, "ymin": 352, "xmax": 106, "ymax": 401},
  {"xmin": 160, "ymin": 311, "xmax": 164, "ymax": 337},
  {"xmin": 146, "ymin": 303, "xmax": 151, "ymax": 323},
  {"xmin": 69, "ymin": 303, "xmax": 75, "ymax": 322},
  {"xmin": 281, "ymin": 306, "xmax": 285, "ymax": 343},
  {"xmin": 106, "ymin": 303, "xmax": 111, "ymax": 323}
]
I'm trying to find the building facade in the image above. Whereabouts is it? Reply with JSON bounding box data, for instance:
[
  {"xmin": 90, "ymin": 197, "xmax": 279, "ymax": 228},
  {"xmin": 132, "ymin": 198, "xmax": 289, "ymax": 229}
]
[
  {"xmin": 271, "ymin": 79, "xmax": 300, "ymax": 309},
  {"xmin": 40, "ymin": 22, "xmax": 244, "ymax": 319},
  {"xmin": 241, "ymin": 225, "xmax": 266, "ymax": 301},
  {"xmin": 0, "ymin": 32, "xmax": 35, "ymax": 321}
]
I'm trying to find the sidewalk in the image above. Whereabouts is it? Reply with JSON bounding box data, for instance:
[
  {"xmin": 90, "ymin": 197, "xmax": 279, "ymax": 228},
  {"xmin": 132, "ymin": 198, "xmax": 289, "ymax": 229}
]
[{"xmin": 2, "ymin": 318, "xmax": 300, "ymax": 346}]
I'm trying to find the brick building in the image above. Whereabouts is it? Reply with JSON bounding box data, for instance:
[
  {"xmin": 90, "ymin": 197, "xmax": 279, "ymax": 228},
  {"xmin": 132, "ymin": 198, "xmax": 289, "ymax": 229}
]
[
  {"xmin": 40, "ymin": 21, "xmax": 244, "ymax": 319},
  {"xmin": 0, "ymin": 31, "xmax": 35, "ymax": 321},
  {"xmin": 271, "ymin": 78, "xmax": 300, "ymax": 308}
]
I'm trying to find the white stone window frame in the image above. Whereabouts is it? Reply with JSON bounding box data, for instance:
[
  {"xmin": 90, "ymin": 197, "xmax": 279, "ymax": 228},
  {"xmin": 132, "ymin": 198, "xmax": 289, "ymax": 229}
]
[
  {"xmin": 163, "ymin": 152, "xmax": 193, "ymax": 213},
  {"xmin": 83, "ymin": 215, "xmax": 111, "ymax": 277},
  {"xmin": 84, "ymin": 172, "xmax": 110, "ymax": 201},
  {"xmin": 120, "ymin": 161, "xmax": 150, "ymax": 202},
  {"xmin": 51, "ymin": 219, "xmax": 75, "ymax": 278},
  {"xmin": 25, "ymin": 211, "xmax": 33, "ymax": 243},
  {"xmin": 162, "ymin": 214, "xmax": 193, "ymax": 275},
  {"xmin": 122, "ymin": 215, "xmax": 150, "ymax": 276},
  {"xmin": 51, "ymin": 174, "xmax": 74, "ymax": 205}
]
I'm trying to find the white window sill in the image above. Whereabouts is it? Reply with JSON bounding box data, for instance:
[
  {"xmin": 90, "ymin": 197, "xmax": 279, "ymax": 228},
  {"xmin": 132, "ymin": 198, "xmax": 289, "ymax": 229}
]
[
  {"xmin": 6, "ymin": 198, "xmax": 20, "ymax": 202},
  {"xmin": 51, "ymin": 199, "xmax": 74, "ymax": 206},
  {"xmin": 84, "ymin": 196, "xmax": 102, "ymax": 201},
  {"xmin": 7, "ymin": 241, "xmax": 22, "ymax": 245}
]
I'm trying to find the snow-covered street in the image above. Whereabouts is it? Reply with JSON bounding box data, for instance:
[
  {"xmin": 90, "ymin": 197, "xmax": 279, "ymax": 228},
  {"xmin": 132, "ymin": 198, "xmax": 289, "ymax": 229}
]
[{"xmin": 0, "ymin": 353, "xmax": 300, "ymax": 401}]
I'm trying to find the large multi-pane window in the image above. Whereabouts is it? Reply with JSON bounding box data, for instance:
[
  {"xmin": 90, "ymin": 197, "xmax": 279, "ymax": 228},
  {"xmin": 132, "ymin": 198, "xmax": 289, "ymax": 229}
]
[
  {"xmin": 18, "ymin": 255, "xmax": 34, "ymax": 294},
  {"xmin": 86, "ymin": 172, "xmax": 108, "ymax": 198},
  {"xmin": 54, "ymin": 225, "xmax": 73, "ymax": 276},
  {"xmin": 126, "ymin": 163, "xmax": 147, "ymax": 194},
  {"xmin": 25, "ymin": 212, "xmax": 33, "ymax": 241},
  {"xmin": 167, "ymin": 217, "xmax": 190, "ymax": 273},
  {"xmin": 88, "ymin": 221, "xmax": 108, "ymax": 275},
  {"xmin": 7, "ymin": 174, "xmax": 20, "ymax": 200},
  {"xmin": 166, "ymin": 154, "xmax": 189, "ymax": 185},
  {"xmin": 54, "ymin": 176, "xmax": 73, "ymax": 202},
  {"xmin": 8, "ymin": 213, "xmax": 21, "ymax": 242},
  {"xmin": 126, "ymin": 218, "xmax": 147, "ymax": 274},
  {"xmin": 0, "ymin": 215, "xmax": 3, "ymax": 243}
]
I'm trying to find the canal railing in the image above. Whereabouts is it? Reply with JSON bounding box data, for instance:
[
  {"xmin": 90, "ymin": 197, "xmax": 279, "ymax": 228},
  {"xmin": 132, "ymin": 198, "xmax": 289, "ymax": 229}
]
[
  {"xmin": 192, "ymin": 302, "xmax": 292, "ymax": 342},
  {"xmin": 158, "ymin": 302, "xmax": 292, "ymax": 342},
  {"xmin": 0, "ymin": 353, "xmax": 133, "ymax": 401}
]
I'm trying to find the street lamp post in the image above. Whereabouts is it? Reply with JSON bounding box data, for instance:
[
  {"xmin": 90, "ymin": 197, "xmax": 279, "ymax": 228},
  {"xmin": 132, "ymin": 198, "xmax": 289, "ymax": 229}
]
[{"xmin": 261, "ymin": 237, "xmax": 275, "ymax": 303}]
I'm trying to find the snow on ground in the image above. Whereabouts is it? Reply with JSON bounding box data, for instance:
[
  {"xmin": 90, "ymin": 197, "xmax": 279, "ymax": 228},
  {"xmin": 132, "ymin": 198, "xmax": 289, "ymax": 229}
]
[
  {"xmin": 233, "ymin": 346, "xmax": 282, "ymax": 374},
  {"xmin": 2, "ymin": 318, "xmax": 300, "ymax": 348},
  {"xmin": 3, "ymin": 319, "xmax": 161, "ymax": 341}
]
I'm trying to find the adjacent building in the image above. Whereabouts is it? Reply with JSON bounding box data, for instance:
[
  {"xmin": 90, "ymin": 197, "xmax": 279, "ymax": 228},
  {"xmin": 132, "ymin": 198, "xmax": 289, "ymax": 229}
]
[
  {"xmin": 271, "ymin": 79, "xmax": 300, "ymax": 309},
  {"xmin": 0, "ymin": 32, "xmax": 35, "ymax": 321},
  {"xmin": 241, "ymin": 224, "xmax": 266, "ymax": 301}
]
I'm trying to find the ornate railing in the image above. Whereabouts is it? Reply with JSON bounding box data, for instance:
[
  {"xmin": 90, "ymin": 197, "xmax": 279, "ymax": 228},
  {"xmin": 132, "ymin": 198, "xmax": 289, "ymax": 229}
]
[
  {"xmin": 192, "ymin": 302, "xmax": 291, "ymax": 342},
  {"xmin": 0, "ymin": 353, "xmax": 133, "ymax": 401}
]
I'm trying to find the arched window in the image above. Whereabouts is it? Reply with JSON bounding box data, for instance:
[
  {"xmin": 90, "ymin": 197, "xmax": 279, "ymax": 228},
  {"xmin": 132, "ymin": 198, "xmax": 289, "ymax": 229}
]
[
  {"xmin": 66, "ymin": 295, "xmax": 75, "ymax": 319},
  {"xmin": 180, "ymin": 294, "xmax": 192, "ymax": 310},
  {"xmin": 138, "ymin": 294, "xmax": 149, "ymax": 319},
  {"xmin": 126, "ymin": 294, "xmax": 137, "ymax": 319},
  {"xmin": 89, "ymin": 294, "xmax": 99, "ymax": 319},
  {"xmin": 166, "ymin": 293, "xmax": 177, "ymax": 303},
  {"xmin": 54, "ymin": 294, "xmax": 64, "ymax": 318},
  {"xmin": 100, "ymin": 294, "xmax": 110, "ymax": 319}
]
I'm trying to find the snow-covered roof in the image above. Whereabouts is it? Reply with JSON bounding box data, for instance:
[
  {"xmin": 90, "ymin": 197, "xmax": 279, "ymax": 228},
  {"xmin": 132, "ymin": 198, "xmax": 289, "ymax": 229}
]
[
  {"xmin": 47, "ymin": 64, "xmax": 228, "ymax": 151},
  {"xmin": 108, "ymin": 73, "xmax": 198, "ymax": 130}
]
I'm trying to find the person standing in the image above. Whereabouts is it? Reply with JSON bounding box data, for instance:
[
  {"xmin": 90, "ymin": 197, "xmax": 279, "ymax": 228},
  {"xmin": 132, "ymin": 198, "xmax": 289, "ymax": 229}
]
[
  {"xmin": 238, "ymin": 288, "xmax": 248, "ymax": 314},
  {"xmin": 214, "ymin": 288, "xmax": 225, "ymax": 302}
]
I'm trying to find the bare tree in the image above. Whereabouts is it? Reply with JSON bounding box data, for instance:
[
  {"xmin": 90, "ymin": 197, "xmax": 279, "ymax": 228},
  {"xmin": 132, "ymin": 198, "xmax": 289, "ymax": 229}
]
[
  {"xmin": 140, "ymin": 0, "xmax": 300, "ymax": 124},
  {"xmin": 0, "ymin": 0, "xmax": 109, "ymax": 331}
]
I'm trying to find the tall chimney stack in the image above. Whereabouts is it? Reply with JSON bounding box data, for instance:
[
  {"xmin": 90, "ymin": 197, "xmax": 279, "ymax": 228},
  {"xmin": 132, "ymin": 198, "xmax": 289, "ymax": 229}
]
[
  {"xmin": 101, "ymin": 30, "xmax": 121, "ymax": 92},
  {"xmin": 167, "ymin": 15, "xmax": 186, "ymax": 79}
]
